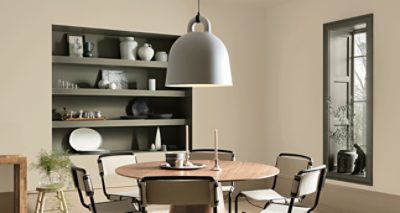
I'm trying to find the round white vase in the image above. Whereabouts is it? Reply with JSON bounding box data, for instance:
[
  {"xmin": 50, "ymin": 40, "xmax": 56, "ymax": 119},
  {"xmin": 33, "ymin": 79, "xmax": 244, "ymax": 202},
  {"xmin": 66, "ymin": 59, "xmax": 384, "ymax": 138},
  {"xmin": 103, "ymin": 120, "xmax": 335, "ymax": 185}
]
[
  {"xmin": 120, "ymin": 37, "xmax": 138, "ymax": 60},
  {"xmin": 138, "ymin": 43, "xmax": 154, "ymax": 61},
  {"xmin": 155, "ymin": 51, "xmax": 168, "ymax": 62}
]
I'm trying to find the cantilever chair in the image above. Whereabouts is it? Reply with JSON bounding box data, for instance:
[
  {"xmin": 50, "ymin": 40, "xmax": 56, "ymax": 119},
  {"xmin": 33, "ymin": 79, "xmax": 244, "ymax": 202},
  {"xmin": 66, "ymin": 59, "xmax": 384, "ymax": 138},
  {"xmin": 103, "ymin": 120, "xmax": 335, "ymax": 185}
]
[
  {"xmin": 97, "ymin": 152, "xmax": 140, "ymax": 206},
  {"xmin": 235, "ymin": 153, "xmax": 313, "ymax": 213},
  {"xmin": 71, "ymin": 165, "xmax": 137, "ymax": 213},
  {"xmin": 260, "ymin": 165, "xmax": 327, "ymax": 213},
  {"xmin": 190, "ymin": 149, "xmax": 236, "ymax": 213},
  {"xmin": 139, "ymin": 176, "xmax": 220, "ymax": 213}
]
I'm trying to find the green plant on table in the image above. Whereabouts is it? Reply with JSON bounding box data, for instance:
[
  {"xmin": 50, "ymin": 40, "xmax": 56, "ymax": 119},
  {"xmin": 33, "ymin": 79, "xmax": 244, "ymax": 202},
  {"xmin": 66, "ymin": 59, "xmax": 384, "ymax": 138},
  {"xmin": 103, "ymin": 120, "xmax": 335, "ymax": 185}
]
[{"xmin": 32, "ymin": 150, "xmax": 72, "ymax": 187}]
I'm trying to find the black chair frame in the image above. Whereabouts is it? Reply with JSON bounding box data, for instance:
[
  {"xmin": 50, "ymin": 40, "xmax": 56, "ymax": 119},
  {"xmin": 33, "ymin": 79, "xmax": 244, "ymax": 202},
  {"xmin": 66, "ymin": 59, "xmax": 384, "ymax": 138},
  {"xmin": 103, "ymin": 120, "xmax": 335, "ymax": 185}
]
[{"xmin": 234, "ymin": 152, "xmax": 313, "ymax": 213}]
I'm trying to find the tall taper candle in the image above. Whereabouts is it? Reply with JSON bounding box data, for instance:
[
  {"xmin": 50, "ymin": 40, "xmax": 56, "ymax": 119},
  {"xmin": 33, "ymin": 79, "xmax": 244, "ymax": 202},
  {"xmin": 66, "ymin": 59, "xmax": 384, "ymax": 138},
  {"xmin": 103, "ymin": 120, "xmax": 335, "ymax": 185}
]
[
  {"xmin": 186, "ymin": 125, "xmax": 189, "ymax": 153},
  {"xmin": 214, "ymin": 129, "xmax": 218, "ymax": 160}
]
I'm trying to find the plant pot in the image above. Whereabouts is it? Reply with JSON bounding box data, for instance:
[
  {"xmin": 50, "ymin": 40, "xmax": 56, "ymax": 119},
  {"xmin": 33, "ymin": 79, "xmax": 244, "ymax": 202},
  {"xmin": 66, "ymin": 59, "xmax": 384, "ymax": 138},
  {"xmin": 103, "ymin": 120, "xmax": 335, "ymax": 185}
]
[
  {"xmin": 337, "ymin": 150, "xmax": 358, "ymax": 173},
  {"xmin": 39, "ymin": 171, "xmax": 62, "ymax": 188}
]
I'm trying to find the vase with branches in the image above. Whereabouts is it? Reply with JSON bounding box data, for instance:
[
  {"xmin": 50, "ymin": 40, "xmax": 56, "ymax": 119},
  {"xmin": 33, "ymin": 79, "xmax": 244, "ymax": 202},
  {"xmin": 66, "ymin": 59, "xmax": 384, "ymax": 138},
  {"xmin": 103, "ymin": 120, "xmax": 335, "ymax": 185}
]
[{"xmin": 32, "ymin": 150, "xmax": 72, "ymax": 187}]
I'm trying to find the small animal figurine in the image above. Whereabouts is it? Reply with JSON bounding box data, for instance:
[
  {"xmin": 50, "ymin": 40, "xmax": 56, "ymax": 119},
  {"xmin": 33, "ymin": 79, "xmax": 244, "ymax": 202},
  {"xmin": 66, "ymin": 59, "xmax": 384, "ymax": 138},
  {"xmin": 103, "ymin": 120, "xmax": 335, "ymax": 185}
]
[{"xmin": 352, "ymin": 143, "xmax": 366, "ymax": 175}]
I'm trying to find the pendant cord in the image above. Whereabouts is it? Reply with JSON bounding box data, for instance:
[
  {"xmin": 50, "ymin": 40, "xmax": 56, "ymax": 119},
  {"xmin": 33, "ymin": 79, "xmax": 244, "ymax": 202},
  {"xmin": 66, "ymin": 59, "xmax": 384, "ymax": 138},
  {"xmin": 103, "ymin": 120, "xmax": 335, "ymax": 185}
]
[{"xmin": 196, "ymin": 0, "xmax": 200, "ymax": 23}]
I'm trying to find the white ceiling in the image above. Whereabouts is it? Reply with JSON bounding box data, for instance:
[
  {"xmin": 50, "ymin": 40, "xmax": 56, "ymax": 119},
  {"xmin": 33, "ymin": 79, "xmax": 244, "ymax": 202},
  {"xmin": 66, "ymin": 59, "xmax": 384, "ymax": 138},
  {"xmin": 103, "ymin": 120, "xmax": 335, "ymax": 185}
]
[{"xmin": 216, "ymin": 0, "xmax": 291, "ymax": 8}]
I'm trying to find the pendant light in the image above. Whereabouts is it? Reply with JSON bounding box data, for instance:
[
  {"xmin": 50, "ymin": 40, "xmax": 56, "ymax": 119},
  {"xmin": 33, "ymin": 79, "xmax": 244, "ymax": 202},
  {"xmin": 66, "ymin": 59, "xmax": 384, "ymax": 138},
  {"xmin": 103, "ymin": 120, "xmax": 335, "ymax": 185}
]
[{"xmin": 165, "ymin": 0, "xmax": 232, "ymax": 87}]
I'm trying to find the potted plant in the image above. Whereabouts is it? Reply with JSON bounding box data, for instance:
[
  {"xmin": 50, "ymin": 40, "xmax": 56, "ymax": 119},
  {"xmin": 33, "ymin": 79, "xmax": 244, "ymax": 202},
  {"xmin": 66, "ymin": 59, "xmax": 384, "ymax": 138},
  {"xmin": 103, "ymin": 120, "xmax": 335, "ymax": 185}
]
[
  {"xmin": 328, "ymin": 100, "xmax": 365, "ymax": 174},
  {"xmin": 32, "ymin": 150, "xmax": 72, "ymax": 187}
]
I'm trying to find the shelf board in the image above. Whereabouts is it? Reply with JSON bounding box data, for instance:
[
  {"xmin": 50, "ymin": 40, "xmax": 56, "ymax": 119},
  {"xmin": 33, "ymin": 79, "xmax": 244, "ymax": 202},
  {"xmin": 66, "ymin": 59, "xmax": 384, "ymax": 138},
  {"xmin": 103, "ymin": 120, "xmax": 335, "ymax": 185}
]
[
  {"xmin": 52, "ymin": 119, "xmax": 188, "ymax": 128},
  {"xmin": 52, "ymin": 88, "xmax": 186, "ymax": 97},
  {"xmin": 52, "ymin": 56, "xmax": 168, "ymax": 69}
]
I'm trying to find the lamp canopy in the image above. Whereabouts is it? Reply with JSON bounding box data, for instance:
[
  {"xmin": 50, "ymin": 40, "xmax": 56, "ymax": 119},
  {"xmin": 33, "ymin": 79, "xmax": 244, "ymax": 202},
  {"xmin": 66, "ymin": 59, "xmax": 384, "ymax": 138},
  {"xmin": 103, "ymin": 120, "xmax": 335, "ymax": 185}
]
[{"xmin": 166, "ymin": 15, "xmax": 232, "ymax": 87}]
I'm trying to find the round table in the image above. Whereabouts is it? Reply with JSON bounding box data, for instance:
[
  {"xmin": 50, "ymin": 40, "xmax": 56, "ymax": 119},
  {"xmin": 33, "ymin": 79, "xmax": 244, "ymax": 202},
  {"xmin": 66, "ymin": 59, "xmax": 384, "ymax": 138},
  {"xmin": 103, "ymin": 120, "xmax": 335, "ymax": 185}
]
[{"xmin": 116, "ymin": 160, "xmax": 279, "ymax": 213}]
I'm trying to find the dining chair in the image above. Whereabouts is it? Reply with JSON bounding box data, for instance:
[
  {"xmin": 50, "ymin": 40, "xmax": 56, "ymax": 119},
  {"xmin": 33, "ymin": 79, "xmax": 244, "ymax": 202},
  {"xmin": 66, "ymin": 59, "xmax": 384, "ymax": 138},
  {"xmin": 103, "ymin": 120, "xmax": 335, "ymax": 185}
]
[
  {"xmin": 71, "ymin": 165, "xmax": 137, "ymax": 213},
  {"xmin": 139, "ymin": 176, "xmax": 220, "ymax": 213},
  {"xmin": 235, "ymin": 153, "xmax": 313, "ymax": 213},
  {"xmin": 260, "ymin": 165, "xmax": 327, "ymax": 213},
  {"xmin": 190, "ymin": 149, "xmax": 236, "ymax": 213},
  {"xmin": 97, "ymin": 152, "xmax": 140, "ymax": 202}
]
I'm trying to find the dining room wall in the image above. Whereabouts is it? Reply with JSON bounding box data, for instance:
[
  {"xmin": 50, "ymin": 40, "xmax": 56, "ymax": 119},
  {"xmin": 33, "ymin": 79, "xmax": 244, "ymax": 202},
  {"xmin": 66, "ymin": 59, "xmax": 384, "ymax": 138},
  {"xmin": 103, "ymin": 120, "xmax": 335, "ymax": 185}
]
[
  {"xmin": 261, "ymin": 0, "xmax": 400, "ymax": 207},
  {"xmin": 0, "ymin": 0, "xmax": 268, "ymax": 210}
]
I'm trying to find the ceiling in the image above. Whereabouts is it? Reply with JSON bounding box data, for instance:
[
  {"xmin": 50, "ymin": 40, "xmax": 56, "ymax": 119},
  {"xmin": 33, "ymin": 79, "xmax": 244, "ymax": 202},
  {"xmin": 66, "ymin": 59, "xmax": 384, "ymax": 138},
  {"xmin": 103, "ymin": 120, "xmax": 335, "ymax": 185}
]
[{"xmin": 216, "ymin": 0, "xmax": 291, "ymax": 8}]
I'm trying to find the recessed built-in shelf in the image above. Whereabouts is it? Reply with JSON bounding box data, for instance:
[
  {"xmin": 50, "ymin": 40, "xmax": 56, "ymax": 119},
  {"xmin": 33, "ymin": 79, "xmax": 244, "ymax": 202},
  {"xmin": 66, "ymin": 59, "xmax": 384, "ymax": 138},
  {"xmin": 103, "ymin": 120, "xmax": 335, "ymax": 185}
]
[
  {"xmin": 52, "ymin": 56, "xmax": 168, "ymax": 69},
  {"xmin": 52, "ymin": 88, "xmax": 186, "ymax": 97},
  {"xmin": 52, "ymin": 119, "xmax": 188, "ymax": 128}
]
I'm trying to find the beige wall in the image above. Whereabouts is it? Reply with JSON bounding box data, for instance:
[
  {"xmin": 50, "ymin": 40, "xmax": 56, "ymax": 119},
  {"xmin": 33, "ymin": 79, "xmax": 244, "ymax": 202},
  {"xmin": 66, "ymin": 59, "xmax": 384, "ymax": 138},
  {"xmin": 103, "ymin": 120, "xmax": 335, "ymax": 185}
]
[
  {"xmin": 0, "ymin": 0, "xmax": 267, "ymax": 192},
  {"xmin": 262, "ymin": 0, "xmax": 400, "ymax": 196}
]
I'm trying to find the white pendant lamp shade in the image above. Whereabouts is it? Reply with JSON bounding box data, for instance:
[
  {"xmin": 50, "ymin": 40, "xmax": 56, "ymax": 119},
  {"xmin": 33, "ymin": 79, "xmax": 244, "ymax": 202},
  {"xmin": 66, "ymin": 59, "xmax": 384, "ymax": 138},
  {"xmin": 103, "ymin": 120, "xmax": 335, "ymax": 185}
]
[{"xmin": 166, "ymin": 15, "xmax": 232, "ymax": 87}]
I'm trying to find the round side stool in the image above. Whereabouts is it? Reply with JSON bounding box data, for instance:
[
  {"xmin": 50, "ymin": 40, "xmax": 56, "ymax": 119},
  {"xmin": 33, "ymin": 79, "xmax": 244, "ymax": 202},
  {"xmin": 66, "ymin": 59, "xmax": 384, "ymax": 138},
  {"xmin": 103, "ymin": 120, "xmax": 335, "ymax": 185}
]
[{"xmin": 34, "ymin": 185, "xmax": 68, "ymax": 213}]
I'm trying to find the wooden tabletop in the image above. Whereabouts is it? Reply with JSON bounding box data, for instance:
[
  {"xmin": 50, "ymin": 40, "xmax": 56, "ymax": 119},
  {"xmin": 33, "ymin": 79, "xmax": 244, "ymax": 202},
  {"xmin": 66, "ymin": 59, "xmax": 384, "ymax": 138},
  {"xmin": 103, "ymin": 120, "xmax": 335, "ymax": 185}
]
[{"xmin": 116, "ymin": 160, "xmax": 279, "ymax": 182}]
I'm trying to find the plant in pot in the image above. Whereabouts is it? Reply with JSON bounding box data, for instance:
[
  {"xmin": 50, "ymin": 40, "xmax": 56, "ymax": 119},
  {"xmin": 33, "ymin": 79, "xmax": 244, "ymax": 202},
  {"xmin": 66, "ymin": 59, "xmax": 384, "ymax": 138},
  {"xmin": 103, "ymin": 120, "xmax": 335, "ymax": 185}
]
[
  {"xmin": 328, "ymin": 101, "xmax": 366, "ymax": 175},
  {"xmin": 32, "ymin": 150, "xmax": 72, "ymax": 188}
]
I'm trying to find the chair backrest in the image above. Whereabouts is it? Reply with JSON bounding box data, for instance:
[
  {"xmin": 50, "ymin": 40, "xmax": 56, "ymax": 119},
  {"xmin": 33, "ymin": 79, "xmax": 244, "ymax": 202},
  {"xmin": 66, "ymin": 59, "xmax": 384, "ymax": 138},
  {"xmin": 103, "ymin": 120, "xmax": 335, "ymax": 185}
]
[
  {"xmin": 97, "ymin": 152, "xmax": 137, "ymax": 198},
  {"xmin": 139, "ymin": 176, "xmax": 219, "ymax": 212},
  {"xmin": 71, "ymin": 165, "xmax": 95, "ymax": 210},
  {"xmin": 190, "ymin": 149, "xmax": 235, "ymax": 161},
  {"xmin": 273, "ymin": 153, "xmax": 313, "ymax": 197},
  {"xmin": 289, "ymin": 165, "xmax": 327, "ymax": 212}
]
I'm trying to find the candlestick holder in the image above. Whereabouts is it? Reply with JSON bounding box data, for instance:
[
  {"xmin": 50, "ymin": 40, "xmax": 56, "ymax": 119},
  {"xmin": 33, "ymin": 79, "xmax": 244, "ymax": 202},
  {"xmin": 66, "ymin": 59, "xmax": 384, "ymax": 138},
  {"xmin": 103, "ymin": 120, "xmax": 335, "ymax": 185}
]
[
  {"xmin": 183, "ymin": 151, "xmax": 194, "ymax": 167},
  {"xmin": 212, "ymin": 158, "xmax": 222, "ymax": 171}
]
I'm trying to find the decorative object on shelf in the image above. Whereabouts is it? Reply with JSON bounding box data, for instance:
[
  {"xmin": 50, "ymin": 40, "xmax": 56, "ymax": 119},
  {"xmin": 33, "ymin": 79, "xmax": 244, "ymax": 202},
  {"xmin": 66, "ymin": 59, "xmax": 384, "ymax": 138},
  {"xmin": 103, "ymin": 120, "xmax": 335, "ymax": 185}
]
[
  {"xmin": 52, "ymin": 109, "xmax": 62, "ymax": 121},
  {"xmin": 155, "ymin": 51, "xmax": 168, "ymax": 62},
  {"xmin": 69, "ymin": 128, "xmax": 107, "ymax": 153},
  {"xmin": 155, "ymin": 127, "xmax": 162, "ymax": 150},
  {"xmin": 212, "ymin": 128, "xmax": 222, "ymax": 171},
  {"xmin": 31, "ymin": 150, "xmax": 71, "ymax": 187},
  {"xmin": 67, "ymin": 34, "xmax": 84, "ymax": 57},
  {"xmin": 83, "ymin": 41, "xmax": 95, "ymax": 57},
  {"xmin": 101, "ymin": 70, "xmax": 128, "ymax": 89},
  {"xmin": 166, "ymin": 0, "xmax": 232, "ymax": 87},
  {"xmin": 120, "ymin": 37, "xmax": 138, "ymax": 60},
  {"xmin": 150, "ymin": 143, "xmax": 156, "ymax": 151},
  {"xmin": 57, "ymin": 79, "xmax": 78, "ymax": 89},
  {"xmin": 109, "ymin": 82, "xmax": 117, "ymax": 89},
  {"xmin": 98, "ymin": 79, "xmax": 110, "ymax": 89},
  {"xmin": 183, "ymin": 125, "xmax": 194, "ymax": 167},
  {"xmin": 148, "ymin": 78, "xmax": 156, "ymax": 91},
  {"xmin": 131, "ymin": 99, "xmax": 149, "ymax": 116},
  {"xmin": 138, "ymin": 43, "xmax": 154, "ymax": 61},
  {"xmin": 161, "ymin": 145, "xmax": 167, "ymax": 152}
]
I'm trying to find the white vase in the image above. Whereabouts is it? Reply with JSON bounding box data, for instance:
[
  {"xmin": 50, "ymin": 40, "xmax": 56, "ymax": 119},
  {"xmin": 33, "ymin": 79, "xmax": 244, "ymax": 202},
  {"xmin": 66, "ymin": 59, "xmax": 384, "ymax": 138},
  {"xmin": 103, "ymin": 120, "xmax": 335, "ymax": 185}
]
[
  {"xmin": 155, "ymin": 127, "xmax": 161, "ymax": 150},
  {"xmin": 120, "ymin": 37, "xmax": 138, "ymax": 60},
  {"xmin": 138, "ymin": 43, "xmax": 154, "ymax": 61},
  {"xmin": 155, "ymin": 51, "xmax": 168, "ymax": 62}
]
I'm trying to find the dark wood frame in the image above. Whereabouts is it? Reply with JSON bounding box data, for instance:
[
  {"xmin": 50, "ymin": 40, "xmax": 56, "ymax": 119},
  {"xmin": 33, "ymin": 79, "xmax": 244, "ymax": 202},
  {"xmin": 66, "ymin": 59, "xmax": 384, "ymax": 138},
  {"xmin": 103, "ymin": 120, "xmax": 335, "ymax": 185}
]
[{"xmin": 323, "ymin": 14, "xmax": 373, "ymax": 185}]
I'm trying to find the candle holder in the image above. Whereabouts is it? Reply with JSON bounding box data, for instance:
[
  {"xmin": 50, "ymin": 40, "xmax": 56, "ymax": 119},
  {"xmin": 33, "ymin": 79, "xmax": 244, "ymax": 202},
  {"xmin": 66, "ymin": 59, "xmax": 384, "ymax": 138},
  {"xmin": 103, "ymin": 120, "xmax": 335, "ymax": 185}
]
[
  {"xmin": 212, "ymin": 158, "xmax": 222, "ymax": 171},
  {"xmin": 183, "ymin": 151, "xmax": 194, "ymax": 167}
]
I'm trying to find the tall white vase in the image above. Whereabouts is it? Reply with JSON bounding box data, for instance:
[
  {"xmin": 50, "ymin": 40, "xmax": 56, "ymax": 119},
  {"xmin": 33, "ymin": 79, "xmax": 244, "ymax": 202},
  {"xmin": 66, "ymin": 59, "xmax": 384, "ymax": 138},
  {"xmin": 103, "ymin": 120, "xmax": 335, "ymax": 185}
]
[{"xmin": 155, "ymin": 127, "xmax": 161, "ymax": 150}]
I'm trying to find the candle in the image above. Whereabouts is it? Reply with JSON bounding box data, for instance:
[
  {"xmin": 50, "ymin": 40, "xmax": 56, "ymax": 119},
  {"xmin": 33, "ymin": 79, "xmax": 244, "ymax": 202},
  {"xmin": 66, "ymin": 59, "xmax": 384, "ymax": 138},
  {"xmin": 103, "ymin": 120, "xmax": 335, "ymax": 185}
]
[
  {"xmin": 186, "ymin": 125, "xmax": 189, "ymax": 154},
  {"xmin": 214, "ymin": 129, "xmax": 218, "ymax": 160}
]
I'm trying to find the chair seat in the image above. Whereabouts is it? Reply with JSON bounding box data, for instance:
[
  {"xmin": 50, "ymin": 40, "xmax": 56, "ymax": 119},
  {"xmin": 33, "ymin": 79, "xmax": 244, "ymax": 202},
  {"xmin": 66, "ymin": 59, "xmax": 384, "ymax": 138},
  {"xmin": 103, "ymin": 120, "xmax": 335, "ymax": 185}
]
[
  {"xmin": 221, "ymin": 185, "xmax": 234, "ymax": 193},
  {"xmin": 241, "ymin": 189, "xmax": 301, "ymax": 204},
  {"xmin": 89, "ymin": 199, "xmax": 136, "ymax": 213},
  {"xmin": 260, "ymin": 203, "xmax": 311, "ymax": 213},
  {"xmin": 109, "ymin": 188, "xmax": 141, "ymax": 200}
]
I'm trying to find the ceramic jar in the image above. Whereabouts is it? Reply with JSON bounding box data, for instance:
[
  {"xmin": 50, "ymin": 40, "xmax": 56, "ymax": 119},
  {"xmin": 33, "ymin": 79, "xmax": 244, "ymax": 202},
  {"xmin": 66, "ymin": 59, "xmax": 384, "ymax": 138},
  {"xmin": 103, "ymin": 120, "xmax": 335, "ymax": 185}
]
[
  {"xmin": 138, "ymin": 43, "xmax": 154, "ymax": 61},
  {"xmin": 155, "ymin": 51, "xmax": 168, "ymax": 62},
  {"xmin": 120, "ymin": 37, "xmax": 138, "ymax": 60}
]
